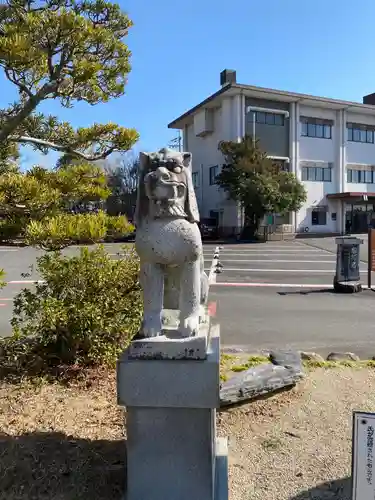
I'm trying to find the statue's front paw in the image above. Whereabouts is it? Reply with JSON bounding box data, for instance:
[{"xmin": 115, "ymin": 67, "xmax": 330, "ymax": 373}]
[
  {"xmin": 179, "ymin": 315, "xmax": 200, "ymax": 338},
  {"xmin": 137, "ymin": 318, "xmax": 161, "ymax": 338}
]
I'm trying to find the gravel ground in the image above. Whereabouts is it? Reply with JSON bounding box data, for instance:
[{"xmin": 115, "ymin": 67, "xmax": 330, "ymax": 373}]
[
  {"xmin": 219, "ymin": 367, "xmax": 375, "ymax": 499},
  {"xmin": 1, "ymin": 368, "xmax": 374, "ymax": 499}
]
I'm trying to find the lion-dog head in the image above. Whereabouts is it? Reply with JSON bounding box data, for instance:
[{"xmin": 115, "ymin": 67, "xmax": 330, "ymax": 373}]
[{"xmin": 134, "ymin": 148, "xmax": 199, "ymax": 226}]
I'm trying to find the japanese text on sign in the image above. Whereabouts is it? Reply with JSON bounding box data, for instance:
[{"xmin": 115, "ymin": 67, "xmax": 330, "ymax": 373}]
[{"xmin": 352, "ymin": 412, "xmax": 375, "ymax": 500}]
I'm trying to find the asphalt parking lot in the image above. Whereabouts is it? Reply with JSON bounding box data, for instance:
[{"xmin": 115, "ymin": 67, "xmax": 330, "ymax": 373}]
[
  {"xmin": 205, "ymin": 238, "xmax": 375, "ymax": 357},
  {"xmin": 1, "ymin": 239, "xmax": 375, "ymax": 357}
]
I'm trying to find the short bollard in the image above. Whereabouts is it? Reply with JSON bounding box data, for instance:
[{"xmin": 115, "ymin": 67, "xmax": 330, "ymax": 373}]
[{"xmin": 333, "ymin": 236, "xmax": 363, "ymax": 293}]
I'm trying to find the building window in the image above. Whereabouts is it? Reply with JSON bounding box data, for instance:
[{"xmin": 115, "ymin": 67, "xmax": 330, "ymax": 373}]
[
  {"xmin": 347, "ymin": 169, "xmax": 374, "ymax": 183},
  {"xmin": 311, "ymin": 210, "xmax": 327, "ymax": 226},
  {"xmin": 347, "ymin": 123, "xmax": 375, "ymax": 143},
  {"xmin": 301, "ymin": 166, "xmax": 332, "ymax": 182},
  {"xmin": 209, "ymin": 165, "xmax": 218, "ymax": 185},
  {"xmin": 273, "ymin": 159, "xmax": 289, "ymax": 172},
  {"xmin": 301, "ymin": 117, "xmax": 332, "ymax": 139},
  {"xmin": 253, "ymin": 111, "xmax": 285, "ymax": 126},
  {"xmin": 192, "ymin": 172, "xmax": 199, "ymax": 188}
]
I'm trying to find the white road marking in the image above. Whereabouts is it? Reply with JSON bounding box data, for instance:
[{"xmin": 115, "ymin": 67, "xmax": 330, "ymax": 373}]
[
  {"xmin": 203, "ymin": 252, "xmax": 328, "ymax": 257},
  {"xmin": 7, "ymin": 280, "xmax": 44, "ymax": 284},
  {"xmin": 293, "ymin": 242, "xmax": 337, "ymax": 255},
  {"xmin": 203, "ymin": 248, "xmax": 324, "ymax": 253},
  {"xmin": 212, "ymin": 282, "xmax": 371, "ymax": 289},
  {"xmin": 204, "ymin": 268, "xmax": 369, "ymax": 273},
  {"xmin": 218, "ymin": 259, "xmax": 336, "ymax": 263},
  {"xmin": 0, "ymin": 249, "xmax": 19, "ymax": 252},
  {"xmin": 205, "ymin": 245, "xmax": 302, "ymax": 249}
]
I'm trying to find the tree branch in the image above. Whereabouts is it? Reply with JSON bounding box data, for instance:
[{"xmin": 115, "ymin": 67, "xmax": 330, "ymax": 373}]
[
  {"xmin": 0, "ymin": 82, "xmax": 58, "ymax": 143},
  {"xmin": 3, "ymin": 68, "xmax": 34, "ymax": 98},
  {"xmin": 8, "ymin": 135, "xmax": 116, "ymax": 161}
]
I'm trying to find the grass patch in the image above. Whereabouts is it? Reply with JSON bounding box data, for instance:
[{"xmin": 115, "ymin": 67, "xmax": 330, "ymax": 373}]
[
  {"xmin": 219, "ymin": 353, "xmax": 375, "ymax": 380},
  {"xmin": 220, "ymin": 353, "xmax": 237, "ymax": 362},
  {"xmin": 229, "ymin": 355, "xmax": 271, "ymax": 373}
]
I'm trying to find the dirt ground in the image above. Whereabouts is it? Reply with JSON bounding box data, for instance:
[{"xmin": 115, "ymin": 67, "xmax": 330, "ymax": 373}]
[{"xmin": 1, "ymin": 367, "xmax": 374, "ymax": 499}]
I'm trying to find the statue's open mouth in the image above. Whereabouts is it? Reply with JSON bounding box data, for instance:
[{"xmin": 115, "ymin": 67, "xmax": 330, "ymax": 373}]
[{"xmin": 155, "ymin": 178, "xmax": 186, "ymax": 201}]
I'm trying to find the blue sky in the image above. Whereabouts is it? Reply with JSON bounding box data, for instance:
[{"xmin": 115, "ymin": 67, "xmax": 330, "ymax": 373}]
[{"xmin": 2, "ymin": 0, "xmax": 375, "ymax": 167}]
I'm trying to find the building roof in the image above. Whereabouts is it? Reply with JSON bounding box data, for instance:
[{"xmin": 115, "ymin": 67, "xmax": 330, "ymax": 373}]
[{"xmin": 168, "ymin": 82, "xmax": 375, "ymax": 130}]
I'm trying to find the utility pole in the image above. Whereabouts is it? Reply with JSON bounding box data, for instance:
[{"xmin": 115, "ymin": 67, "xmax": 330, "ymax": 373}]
[{"xmin": 168, "ymin": 131, "xmax": 182, "ymax": 152}]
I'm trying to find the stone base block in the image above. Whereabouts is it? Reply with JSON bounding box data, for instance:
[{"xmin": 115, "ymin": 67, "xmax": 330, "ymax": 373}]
[
  {"xmin": 333, "ymin": 279, "xmax": 362, "ymax": 293},
  {"xmin": 128, "ymin": 317, "xmax": 210, "ymax": 361},
  {"xmin": 118, "ymin": 324, "xmax": 220, "ymax": 409},
  {"xmin": 130, "ymin": 308, "xmax": 211, "ymax": 360},
  {"xmin": 215, "ymin": 437, "xmax": 229, "ymax": 500},
  {"xmin": 125, "ymin": 406, "xmax": 216, "ymax": 500},
  {"xmin": 118, "ymin": 324, "xmax": 225, "ymax": 500}
]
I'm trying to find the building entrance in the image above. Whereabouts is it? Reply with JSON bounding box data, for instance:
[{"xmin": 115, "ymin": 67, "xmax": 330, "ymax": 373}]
[{"xmin": 345, "ymin": 203, "xmax": 375, "ymax": 233}]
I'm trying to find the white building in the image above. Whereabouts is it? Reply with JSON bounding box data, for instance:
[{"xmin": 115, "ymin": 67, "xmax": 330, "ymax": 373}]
[{"xmin": 168, "ymin": 69, "xmax": 375, "ymax": 236}]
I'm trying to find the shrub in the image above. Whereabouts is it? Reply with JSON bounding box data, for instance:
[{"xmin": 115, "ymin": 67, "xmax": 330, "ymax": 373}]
[
  {"xmin": 0, "ymin": 268, "xmax": 5, "ymax": 289},
  {"xmin": 0, "ymin": 216, "xmax": 26, "ymax": 242},
  {"xmin": 7, "ymin": 245, "xmax": 142, "ymax": 371},
  {"xmin": 25, "ymin": 211, "xmax": 135, "ymax": 250},
  {"xmin": 105, "ymin": 214, "xmax": 135, "ymax": 240}
]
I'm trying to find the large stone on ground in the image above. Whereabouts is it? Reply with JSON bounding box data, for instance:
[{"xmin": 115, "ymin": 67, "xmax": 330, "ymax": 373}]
[
  {"xmin": 300, "ymin": 352, "xmax": 325, "ymax": 362},
  {"xmin": 220, "ymin": 362, "xmax": 304, "ymax": 407},
  {"xmin": 268, "ymin": 349, "xmax": 303, "ymax": 370},
  {"xmin": 326, "ymin": 352, "xmax": 360, "ymax": 362}
]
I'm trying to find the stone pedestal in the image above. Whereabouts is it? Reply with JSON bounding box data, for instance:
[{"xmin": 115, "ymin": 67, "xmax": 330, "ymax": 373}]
[
  {"xmin": 333, "ymin": 236, "xmax": 363, "ymax": 293},
  {"xmin": 117, "ymin": 324, "xmax": 227, "ymax": 500}
]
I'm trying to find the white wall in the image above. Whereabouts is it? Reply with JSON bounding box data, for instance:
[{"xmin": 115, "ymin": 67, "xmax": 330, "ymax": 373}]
[
  {"xmin": 295, "ymin": 180, "xmax": 339, "ymax": 233},
  {"xmin": 296, "ymin": 105, "xmax": 339, "ymax": 232},
  {"xmin": 185, "ymin": 97, "xmax": 240, "ymax": 226}
]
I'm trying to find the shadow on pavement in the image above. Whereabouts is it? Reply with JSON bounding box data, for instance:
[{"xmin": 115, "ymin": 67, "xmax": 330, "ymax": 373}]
[
  {"xmin": 0, "ymin": 431, "xmax": 126, "ymax": 500},
  {"xmin": 289, "ymin": 477, "xmax": 351, "ymax": 500}
]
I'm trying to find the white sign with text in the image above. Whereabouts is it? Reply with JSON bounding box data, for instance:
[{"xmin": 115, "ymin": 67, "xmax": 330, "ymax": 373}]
[{"xmin": 352, "ymin": 412, "xmax": 375, "ymax": 500}]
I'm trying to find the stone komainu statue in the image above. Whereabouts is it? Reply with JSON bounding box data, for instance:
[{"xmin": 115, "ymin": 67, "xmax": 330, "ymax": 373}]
[{"xmin": 134, "ymin": 148, "xmax": 209, "ymax": 338}]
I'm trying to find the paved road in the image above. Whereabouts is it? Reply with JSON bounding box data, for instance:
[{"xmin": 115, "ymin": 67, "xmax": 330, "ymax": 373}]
[
  {"xmin": 299, "ymin": 233, "xmax": 369, "ymax": 262},
  {"xmin": 2, "ymin": 241, "xmax": 375, "ymax": 358},
  {"xmin": 205, "ymin": 240, "xmax": 375, "ymax": 357}
]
